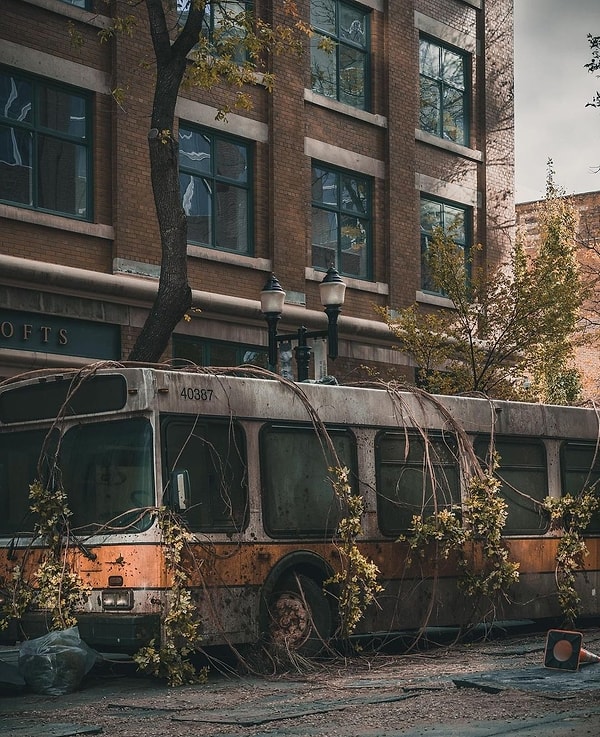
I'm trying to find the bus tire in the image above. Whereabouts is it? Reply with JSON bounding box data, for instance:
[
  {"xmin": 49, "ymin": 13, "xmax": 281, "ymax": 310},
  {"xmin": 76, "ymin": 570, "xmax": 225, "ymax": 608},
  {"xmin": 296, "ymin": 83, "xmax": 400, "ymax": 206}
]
[{"xmin": 266, "ymin": 573, "xmax": 332, "ymax": 657}]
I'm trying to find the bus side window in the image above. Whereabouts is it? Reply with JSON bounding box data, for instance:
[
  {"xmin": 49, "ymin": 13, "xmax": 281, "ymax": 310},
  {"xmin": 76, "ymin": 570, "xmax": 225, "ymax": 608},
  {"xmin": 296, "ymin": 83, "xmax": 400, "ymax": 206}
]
[
  {"xmin": 474, "ymin": 437, "xmax": 548, "ymax": 535},
  {"xmin": 0, "ymin": 428, "xmax": 56, "ymax": 536},
  {"xmin": 162, "ymin": 416, "xmax": 248, "ymax": 532},
  {"xmin": 260, "ymin": 425, "xmax": 357, "ymax": 538},
  {"xmin": 561, "ymin": 441, "xmax": 600, "ymax": 533},
  {"xmin": 375, "ymin": 430, "xmax": 460, "ymax": 536}
]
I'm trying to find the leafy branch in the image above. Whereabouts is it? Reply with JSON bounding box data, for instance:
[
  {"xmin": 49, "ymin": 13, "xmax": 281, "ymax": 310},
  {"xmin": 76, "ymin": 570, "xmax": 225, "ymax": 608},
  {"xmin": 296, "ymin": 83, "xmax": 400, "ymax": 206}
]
[
  {"xmin": 327, "ymin": 466, "xmax": 382, "ymax": 639},
  {"xmin": 543, "ymin": 489, "xmax": 600, "ymax": 625},
  {"xmin": 134, "ymin": 507, "xmax": 208, "ymax": 686}
]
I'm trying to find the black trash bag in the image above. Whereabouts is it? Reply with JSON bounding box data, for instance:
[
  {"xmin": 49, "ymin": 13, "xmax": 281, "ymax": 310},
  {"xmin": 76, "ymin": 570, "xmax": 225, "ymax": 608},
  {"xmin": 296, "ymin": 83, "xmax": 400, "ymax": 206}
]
[{"xmin": 18, "ymin": 626, "xmax": 99, "ymax": 696}]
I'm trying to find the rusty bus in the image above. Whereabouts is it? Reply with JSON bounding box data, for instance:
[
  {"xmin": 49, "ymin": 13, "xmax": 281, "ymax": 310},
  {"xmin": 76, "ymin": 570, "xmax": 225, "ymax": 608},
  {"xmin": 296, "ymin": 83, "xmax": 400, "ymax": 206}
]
[{"xmin": 0, "ymin": 364, "xmax": 599, "ymax": 654}]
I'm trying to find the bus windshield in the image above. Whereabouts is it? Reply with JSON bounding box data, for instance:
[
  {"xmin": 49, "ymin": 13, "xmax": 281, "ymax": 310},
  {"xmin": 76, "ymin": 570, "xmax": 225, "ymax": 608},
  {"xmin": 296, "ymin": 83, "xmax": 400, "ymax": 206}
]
[{"xmin": 0, "ymin": 417, "xmax": 154, "ymax": 536}]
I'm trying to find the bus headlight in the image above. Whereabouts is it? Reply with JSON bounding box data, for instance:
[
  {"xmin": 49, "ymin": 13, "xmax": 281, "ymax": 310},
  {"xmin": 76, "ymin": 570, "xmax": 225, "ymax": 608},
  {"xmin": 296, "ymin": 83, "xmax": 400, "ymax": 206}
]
[{"xmin": 101, "ymin": 589, "xmax": 134, "ymax": 611}]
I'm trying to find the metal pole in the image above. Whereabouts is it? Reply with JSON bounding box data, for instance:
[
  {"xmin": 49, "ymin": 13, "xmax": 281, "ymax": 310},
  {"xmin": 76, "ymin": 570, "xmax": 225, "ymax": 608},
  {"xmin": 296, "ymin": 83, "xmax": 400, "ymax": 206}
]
[
  {"xmin": 324, "ymin": 304, "xmax": 340, "ymax": 360},
  {"xmin": 294, "ymin": 326, "xmax": 311, "ymax": 381},
  {"xmin": 265, "ymin": 313, "xmax": 280, "ymax": 370}
]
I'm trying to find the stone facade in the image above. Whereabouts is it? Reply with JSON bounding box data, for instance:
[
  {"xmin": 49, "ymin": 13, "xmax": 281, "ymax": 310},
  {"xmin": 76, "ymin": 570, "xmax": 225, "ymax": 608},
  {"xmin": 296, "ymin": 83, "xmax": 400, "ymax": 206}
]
[{"xmin": 0, "ymin": 0, "xmax": 514, "ymax": 381}]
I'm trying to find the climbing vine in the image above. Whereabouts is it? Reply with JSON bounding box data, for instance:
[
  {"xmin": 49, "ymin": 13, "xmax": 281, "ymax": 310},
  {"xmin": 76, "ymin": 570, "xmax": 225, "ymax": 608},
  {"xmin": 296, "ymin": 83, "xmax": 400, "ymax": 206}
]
[
  {"xmin": 403, "ymin": 469, "xmax": 520, "ymax": 615},
  {"xmin": 543, "ymin": 489, "xmax": 600, "ymax": 625},
  {"xmin": 404, "ymin": 508, "xmax": 465, "ymax": 562},
  {"xmin": 0, "ymin": 479, "xmax": 90, "ymax": 632},
  {"xmin": 327, "ymin": 466, "xmax": 383, "ymax": 639},
  {"xmin": 459, "ymin": 472, "xmax": 520, "ymax": 600},
  {"xmin": 133, "ymin": 507, "xmax": 207, "ymax": 686}
]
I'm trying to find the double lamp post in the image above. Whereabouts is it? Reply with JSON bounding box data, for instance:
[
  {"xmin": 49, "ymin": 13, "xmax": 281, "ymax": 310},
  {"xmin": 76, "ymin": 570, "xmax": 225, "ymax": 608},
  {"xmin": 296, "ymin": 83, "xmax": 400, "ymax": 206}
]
[{"xmin": 260, "ymin": 267, "xmax": 346, "ymax": 382}]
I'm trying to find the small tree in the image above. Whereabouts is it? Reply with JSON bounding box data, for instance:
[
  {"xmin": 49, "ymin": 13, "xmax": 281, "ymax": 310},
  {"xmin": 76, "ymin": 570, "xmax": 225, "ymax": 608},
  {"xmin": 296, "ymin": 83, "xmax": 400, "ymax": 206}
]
[{"xmin": 382, "ymin": 168, "xmax": 585, "ymax": 402}]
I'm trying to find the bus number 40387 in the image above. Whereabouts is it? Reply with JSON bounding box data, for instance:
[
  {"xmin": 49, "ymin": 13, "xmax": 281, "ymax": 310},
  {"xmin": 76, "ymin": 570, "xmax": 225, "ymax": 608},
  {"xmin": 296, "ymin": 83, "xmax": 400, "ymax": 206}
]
[{"xmin": 180, "ymin": 387, "xmax": 213, "ymax": 401}]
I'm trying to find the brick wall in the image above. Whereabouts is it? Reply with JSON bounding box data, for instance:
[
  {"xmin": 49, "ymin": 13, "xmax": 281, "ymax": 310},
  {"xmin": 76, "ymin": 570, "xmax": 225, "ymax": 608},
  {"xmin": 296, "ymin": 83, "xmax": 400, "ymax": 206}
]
[{"xmin": 0, "ymin": 0, "xmax": 515, "ymax": 381}]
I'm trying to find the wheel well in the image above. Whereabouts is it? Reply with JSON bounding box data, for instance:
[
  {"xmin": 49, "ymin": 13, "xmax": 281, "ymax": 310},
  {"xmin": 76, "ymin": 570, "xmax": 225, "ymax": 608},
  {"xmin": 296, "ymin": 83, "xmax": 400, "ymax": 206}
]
[{"xmin": 258, "ymin": 551, "xmax": 336, "ymax": 633}]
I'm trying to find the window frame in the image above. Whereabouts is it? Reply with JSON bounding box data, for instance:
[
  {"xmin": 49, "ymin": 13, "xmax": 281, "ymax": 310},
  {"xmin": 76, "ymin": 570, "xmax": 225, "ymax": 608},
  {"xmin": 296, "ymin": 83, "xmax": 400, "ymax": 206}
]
[
  {"xmin": 310, "ymin": 0, "xmax": 371, "ymax": 111},
  {"xmin": 178, "ymin": 122, "xmax": 253, "ymax": 254},
  {"xmin": 419, "ymin": 34, "xmax": 470, "ymax": 146},
  {"xmin": 172, "ymin": 334, "xmax": 267, "ymax": 368},
  {"xmin": 311, "ymin": 161, "xmax": 372, "ymax": 281},
  {"xmin": 560, "ymin": 440, "xmax": 600, "ymax": 534},
  {"xmin": 420, "ymin": 195, "xmax": 471, "ymax": 295},
  {"xmin": 475, "ymin": 436, "xmax": 549, "ymax": 536},
  {"xmin": 177, "ymin": 0, "xmax": 252, "ymax": 61},
  {"xmin": 375, "ymin": 429, "xmax": 461, "ymax": 537},
  {"xmin": 161, "ymin": 413, "xmax": 249, "ymax": 533},
  {"xmin": 0, "ymin": 65, "xmax": 93, "ymax": 220},
  {"xmin": 260, "ymin": 422, "xmax": 358, "ymax": 539},
  {"xmin": 61, "ymin": 417, "xmax": 155, "ymax": 534}
]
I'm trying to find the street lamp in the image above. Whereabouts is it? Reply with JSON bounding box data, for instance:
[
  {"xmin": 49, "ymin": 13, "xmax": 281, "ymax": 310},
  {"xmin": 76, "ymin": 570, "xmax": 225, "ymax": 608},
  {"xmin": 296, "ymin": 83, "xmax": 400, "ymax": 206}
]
[{"xmin": 260, "ymin": 267, "xmax": 346, "ymax": 381}]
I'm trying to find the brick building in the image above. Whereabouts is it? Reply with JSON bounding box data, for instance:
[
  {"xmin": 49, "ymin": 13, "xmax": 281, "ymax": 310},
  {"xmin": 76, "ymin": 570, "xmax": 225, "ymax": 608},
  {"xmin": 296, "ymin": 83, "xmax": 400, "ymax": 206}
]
[
  {"xmin": 516, "ymin": 191, "xmax": 600, "ymax": 400},
  {"xmin": 0, "ymin": 0, "xmax": 514, "ymax": 381}
]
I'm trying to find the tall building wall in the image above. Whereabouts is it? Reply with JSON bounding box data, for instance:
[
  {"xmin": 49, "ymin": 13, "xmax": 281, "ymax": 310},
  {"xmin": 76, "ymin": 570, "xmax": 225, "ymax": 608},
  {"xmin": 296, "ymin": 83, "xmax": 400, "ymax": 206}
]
[{"xmin": 0, "ymin": 0, "xmax": 514, "ymax": 381}]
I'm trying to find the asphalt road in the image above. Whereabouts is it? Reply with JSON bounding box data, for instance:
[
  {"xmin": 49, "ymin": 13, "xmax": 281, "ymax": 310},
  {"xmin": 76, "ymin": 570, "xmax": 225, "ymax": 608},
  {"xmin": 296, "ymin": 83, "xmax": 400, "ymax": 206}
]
[{"xmin": 2, "ymin": 630, "xmax": 600, "ymax": 737}]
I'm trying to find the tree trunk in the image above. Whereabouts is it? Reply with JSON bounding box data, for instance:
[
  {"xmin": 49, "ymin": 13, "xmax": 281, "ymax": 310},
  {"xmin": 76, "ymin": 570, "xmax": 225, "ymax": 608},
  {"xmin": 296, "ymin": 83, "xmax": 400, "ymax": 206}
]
[
  {"xmin": 128, "ymin": 132, "xmax": 192, "ymax": 362},
  {"xmin": 128, "ymin": 0, "xmax": 204, "ymax": 362}
]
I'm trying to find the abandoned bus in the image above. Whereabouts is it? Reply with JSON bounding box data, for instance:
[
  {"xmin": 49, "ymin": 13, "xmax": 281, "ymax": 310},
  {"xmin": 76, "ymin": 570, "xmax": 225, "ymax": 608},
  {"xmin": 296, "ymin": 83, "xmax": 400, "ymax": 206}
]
[{"xmin": 0, "ymin": 364, "xmax": 599, "ymax": 653}]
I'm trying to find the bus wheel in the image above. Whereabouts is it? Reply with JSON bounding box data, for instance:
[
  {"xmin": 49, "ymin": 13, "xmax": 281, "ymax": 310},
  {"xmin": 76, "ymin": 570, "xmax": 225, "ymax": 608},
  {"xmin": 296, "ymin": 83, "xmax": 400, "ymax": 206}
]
[{"xmin": 267, "ymin": 573, "xmax": 332, "ymax": 657}]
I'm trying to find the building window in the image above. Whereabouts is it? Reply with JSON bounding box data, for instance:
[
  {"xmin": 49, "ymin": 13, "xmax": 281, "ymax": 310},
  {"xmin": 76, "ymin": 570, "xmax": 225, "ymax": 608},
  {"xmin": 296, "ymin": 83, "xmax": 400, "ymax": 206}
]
[
  {"xmin": 310, "ymin": 0, "xmax": 370, "ymax": 111},
  {"xmin": 420, "ymin": 197, "xmax": 470, "ymax": 294},
  {"xmin": 173, "ymin": 335, "xmax": 267, "ymax": 368},
  {"xmin": 177, "ymin": 0, "xmax": 250, "ymax": 61},
  {"xmin": 419, "ymin": 36, "xmax": 469, "ymax": 145},
  {"xmin": 311, "ymin": 163, "xmax": 371, "ymax": 280},
  {"xmin": 179, "ymin": 125, "xmax": 252, "ymax": 253},
  {"xmin": 0, "ymin": 67, "xmax": 91, "ymax": 219},
  {"xmin": 59, "ymin": 0, "xmax": 92, "ymax": 8}
]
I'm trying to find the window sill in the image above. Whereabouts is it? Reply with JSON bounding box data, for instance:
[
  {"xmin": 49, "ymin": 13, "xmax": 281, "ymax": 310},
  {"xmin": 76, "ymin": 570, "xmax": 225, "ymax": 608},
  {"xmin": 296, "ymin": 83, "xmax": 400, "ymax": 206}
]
[
  {"xmin": 0, "ymin": 203, "xmax": 113, "ymax": 239},
  {"xmin": 305, "ymin": 267, "xmax": 388, "ymax": 295},
  {"xmin": 19, "ymin": 0, "xmax": 111, "ymax": 28},
  {"xmin": 187, "ymin": 244, "xmax": 271, "ymax": 271},
  {"xmin": 304, "ymin": 90, "xmax": 388, "ymax": 129},
  {"xmin": 416, "ymin": 290, "xmax": 455, "ymax": 308},
  {"xmin": 415, "ymin": 129, "xmax": 483, "ymax": 162}
]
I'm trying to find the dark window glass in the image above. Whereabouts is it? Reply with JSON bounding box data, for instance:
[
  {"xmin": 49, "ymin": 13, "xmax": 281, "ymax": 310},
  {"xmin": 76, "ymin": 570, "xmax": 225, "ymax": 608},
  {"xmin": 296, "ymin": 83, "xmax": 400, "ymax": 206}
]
[
  {"xmin": 419, "ymin": 37, "xmax": 468, "ymax": 145},
  {"xmin": 0, "ymin": 67, "xmax": 91, "ymax": 218},
  {"xmin": 0, "ymin": 375, "xmax": 127, "ymax": 424},
  {"xmin": 61, "ymin": 418, "xmax": 154, "ymax": 533},
  {"xmin": 177, "ymin": 1, "xmax": 250, "ymax": 62},
  {"xmin": 376, "ymin": 431, "xmax": 460, "ymax": 536},
  {"xmin": 475, "ymin": 437, "xmax": 548, "ymax": 535},
  {"xmin": 312, "ymin": 163, "xmax": 371, "ymax": 280},
  {"xmin": 179, "ymin": 125, "xmax": 252, "ymax": 253},
  {"xmin": 561, "ymin": 441, "xmax": 600, "ymax": 533},
  {"xmin": 261, "ymin": 425, "xmax": 356, "ymax": 538},
  {"xmin": 172, "ymin": 335, "xmax": 268, "ymax": 368},
  {"xmin": 311, "ymin": 0, "xmax": 370, "ymax": 111},
  {"xmin": 0, "ymin": 428, "xmax": 55, "ymax": 535},
  {"xmin": 420, "ymin": 196, "xmax": 470, "ymax": 294},
  {"xmin": 162, "ymin": 416, "xmax": 248, "ymax": 532}
]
